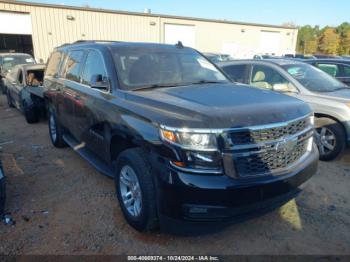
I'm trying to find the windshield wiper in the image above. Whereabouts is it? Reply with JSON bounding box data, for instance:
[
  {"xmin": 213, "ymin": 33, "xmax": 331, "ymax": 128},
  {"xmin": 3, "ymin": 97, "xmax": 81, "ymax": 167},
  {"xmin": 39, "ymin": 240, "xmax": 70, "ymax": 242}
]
[
  {"xmin": 133, "ymin": 83, "xmax": 182, "ymax": 91},
  {"xmin": 190, "ymin": 80, "xmax": 226, "ymax": 85}
]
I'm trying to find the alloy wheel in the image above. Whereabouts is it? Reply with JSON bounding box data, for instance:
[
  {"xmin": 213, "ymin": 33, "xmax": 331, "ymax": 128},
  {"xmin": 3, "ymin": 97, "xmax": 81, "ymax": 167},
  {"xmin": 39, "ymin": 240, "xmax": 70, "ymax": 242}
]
[
  {"xmin": 119, "ymin": 165, "xmax": 142, "ymax": 217},
  {"xmin": 49, "ymin": 114, "xmax": 57, "ymax": 142},
  {"xmin": 315, "ymin": 127, "xmax": 336, "ymax": 156}
]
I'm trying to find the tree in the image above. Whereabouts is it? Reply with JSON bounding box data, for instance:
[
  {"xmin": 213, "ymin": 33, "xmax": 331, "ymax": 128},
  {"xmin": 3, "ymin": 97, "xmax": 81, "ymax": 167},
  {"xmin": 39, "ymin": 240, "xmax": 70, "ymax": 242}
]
[
  {"xmin": 296, "ymin": 25, "xmax": 318, "ymax": 54},
  {"xmin": 318, "ymin": 27, "xmax": 340, "ymax": 55},
  {"xmin": 337, "ymin": 22, "xmax": 350, "ymax": 54}
]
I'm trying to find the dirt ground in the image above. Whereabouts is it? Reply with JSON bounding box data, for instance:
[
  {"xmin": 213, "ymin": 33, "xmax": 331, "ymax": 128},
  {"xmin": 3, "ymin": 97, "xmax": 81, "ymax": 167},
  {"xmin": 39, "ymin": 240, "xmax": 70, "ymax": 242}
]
[{"xmin": 0, "ymin": 94, "xmax": 349, "ymax": 255}]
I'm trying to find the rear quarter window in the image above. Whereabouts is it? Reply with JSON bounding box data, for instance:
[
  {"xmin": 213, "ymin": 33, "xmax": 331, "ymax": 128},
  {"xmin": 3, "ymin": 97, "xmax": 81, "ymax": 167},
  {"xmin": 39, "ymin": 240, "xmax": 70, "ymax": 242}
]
[
  {"xmin": 46, "ymin": 51, "xmax": 63, "ymax": 77},
  {"xmin": 62, "ymin": 50, "xmax": 85, "ymax": 82}
]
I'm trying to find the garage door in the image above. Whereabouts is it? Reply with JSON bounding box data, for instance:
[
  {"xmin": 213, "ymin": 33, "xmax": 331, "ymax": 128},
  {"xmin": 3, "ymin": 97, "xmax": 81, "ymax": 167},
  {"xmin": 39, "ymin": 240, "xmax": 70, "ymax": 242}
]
[
  {"xmin": 164, "ymin": 24, "xmax": 195, "ymax": 48},
  {"xmin": 0, "ymin": 12, "xmax": 32, "ymax": 35},
  {"xmin": 260, "ymin": 30, "xmax": 281, "ymax": 55}
]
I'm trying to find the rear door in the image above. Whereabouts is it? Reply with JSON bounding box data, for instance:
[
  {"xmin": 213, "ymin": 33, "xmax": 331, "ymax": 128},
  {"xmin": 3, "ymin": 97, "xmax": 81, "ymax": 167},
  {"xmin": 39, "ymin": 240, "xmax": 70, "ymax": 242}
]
[
  {"xmin": 11, "ymin": 68, "xmax": 25, "ymax": 107},
  {"xmin": 60, "ymin": 50, "xmax": 86, "ymax": 139},
  {"xmin": 75, "ymin": 49, "xmax": 110, "ymax": 157}
]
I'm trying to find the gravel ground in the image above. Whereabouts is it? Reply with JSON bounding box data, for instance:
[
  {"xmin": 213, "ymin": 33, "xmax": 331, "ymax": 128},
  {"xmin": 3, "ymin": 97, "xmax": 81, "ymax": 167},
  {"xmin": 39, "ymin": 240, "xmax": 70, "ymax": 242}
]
[{"xmin": 0, "ymin": 95, "xmax": 349, "ymax": 255}]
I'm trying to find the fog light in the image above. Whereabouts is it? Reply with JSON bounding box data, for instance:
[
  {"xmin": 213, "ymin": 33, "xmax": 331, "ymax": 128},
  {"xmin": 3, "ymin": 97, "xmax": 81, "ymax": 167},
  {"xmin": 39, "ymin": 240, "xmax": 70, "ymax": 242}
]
[{"xmin": 307, "ymin": 136, "xmax": 313, "ymax": 152}]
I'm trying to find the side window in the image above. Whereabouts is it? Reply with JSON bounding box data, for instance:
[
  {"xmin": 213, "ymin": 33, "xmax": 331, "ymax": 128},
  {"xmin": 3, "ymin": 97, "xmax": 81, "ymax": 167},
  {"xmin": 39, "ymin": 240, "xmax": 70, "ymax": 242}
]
[
  {"xmin": 251, "ymin": 65, "xmax": 297, "ymax": 92},
  {"xmin": 223, "ymin": 64, "xmax": 250, "ymax": 83},
  {"xmin": 81, "ymin": 50, "xmax": 108, "ymax": 88},
  {"xmin": 18, "ymin": 70, "xmax": 23, "ymax": 85},
  {"xmin": 63, "ymin": 50, "xmax": 85, "ymax": 83},
  {"xmin": 316, "ymin": 63, "xmax": 340, "ymax": 77},
  {"xmin": 342, "ymin": 64, "xmax": 350, "ymax": 77},
  {"xmin": 46, "ymin": 51, "xmax": 62, "ymax": 77}
]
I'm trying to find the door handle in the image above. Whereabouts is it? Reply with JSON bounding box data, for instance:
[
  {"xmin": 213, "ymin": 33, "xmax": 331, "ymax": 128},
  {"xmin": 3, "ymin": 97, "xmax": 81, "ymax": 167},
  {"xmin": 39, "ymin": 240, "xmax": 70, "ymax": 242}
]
[{"xmin": 11, "ymin": 82, "xmax": 16, "ymax": 85}]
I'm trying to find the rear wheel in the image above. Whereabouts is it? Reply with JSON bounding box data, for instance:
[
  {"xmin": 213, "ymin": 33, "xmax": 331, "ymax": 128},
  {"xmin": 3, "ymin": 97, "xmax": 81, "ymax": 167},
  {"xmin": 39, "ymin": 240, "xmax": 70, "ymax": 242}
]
[
  {"xmin": 115, "ymin": 148, "xmax": 158, "ymax": 232},
  {"xmin": 315, "ymin": 118, "xmax": 345, "ymax": 161},
  {"xmin": 6, "ymin": 91, "xmax": 14, "ymax": 108},
  {"xmin": 48, "ymin": 106, "xmax": 67, "ymax": 148},
  {"xmin": 23, "ymin": 100, "xmax": 39, "ymax": 124}
]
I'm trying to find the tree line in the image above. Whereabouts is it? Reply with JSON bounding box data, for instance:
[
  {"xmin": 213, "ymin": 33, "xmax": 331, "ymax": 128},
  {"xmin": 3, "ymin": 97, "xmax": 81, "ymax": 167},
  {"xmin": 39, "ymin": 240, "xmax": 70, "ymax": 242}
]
[{"xmin": 296, "ymin": 22, "xmax": 350, "ymax": 55}]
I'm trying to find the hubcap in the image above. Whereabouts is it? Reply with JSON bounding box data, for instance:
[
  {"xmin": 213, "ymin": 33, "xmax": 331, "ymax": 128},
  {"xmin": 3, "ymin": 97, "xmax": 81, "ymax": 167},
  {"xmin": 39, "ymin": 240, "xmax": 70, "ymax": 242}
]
[
  {"xmin": 315, "ymin": 127, "xmax": 336, "ymax": 156},
  {"xmin": 119, "ymin": 165, "xmax": 142, "ymax": 217},
  {"xmin": 49, "ymin": 114, "xmax": 57, "ymax": 142}
]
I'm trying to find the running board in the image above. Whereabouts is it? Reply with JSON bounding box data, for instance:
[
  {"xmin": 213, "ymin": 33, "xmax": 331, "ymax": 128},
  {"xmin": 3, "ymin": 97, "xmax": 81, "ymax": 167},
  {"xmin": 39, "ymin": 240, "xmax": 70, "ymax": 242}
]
[{"xmin": 63, "ymin": 134, "xmax": 115, "ymax": 178}]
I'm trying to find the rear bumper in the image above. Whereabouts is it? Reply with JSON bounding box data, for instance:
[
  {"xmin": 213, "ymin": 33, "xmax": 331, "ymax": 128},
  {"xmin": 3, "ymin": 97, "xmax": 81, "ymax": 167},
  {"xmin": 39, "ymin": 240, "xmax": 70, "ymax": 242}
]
[{"xmin": 154, "ymin": 144, "xmax": 318, "ymax": 225}]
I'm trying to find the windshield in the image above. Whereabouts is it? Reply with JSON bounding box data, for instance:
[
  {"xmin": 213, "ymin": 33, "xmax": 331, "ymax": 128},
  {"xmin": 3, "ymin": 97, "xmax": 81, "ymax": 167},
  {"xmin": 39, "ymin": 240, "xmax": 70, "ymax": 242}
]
[
  {"xmin": 282, "ymin": 63, "xmax": 348, "ymax": 92},
  {"xmin": 112, "ymin": 46, "xmax": 228, "ymax": 90},
  {"xmin": 1, "ymin": 55, "xmax": 35, "ymax": 73}
]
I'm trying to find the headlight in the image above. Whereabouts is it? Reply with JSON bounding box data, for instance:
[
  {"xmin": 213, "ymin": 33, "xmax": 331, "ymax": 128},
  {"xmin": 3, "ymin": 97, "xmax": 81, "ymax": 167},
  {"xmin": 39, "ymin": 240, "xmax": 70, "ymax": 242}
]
[
  {"xmin": 309, "ymin": 115, "xmax": 315, "ymax": 125},
  {"xmin": 160, "ymin": 128, "xmax": 218, "ymax": 150}
]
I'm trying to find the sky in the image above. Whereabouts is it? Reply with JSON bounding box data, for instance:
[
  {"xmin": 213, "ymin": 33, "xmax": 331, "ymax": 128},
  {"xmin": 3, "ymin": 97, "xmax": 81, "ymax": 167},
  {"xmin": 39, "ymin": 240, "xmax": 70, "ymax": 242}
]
[{"xmin": 25, "ymin": 0, "xmax": 349, "ymax": 27}]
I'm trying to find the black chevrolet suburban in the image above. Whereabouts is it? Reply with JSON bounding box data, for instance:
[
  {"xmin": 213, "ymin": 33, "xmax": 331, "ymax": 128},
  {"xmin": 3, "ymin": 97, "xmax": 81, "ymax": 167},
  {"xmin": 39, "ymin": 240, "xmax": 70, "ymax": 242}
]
[{"xmin": 44, "ymin": 41, "xmax": 318, "ymax": 232}]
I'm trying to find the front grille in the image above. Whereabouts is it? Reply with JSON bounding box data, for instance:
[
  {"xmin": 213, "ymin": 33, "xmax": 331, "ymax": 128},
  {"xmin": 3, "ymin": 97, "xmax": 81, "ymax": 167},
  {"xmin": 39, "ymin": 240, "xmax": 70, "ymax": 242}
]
[
  {"xmin": 229, "ymin": 118, "xmax": 308, "ymax": 145},
  {"xmin": 234, "ymin": 138, "xmax": 308, "ymax": 177},
  {"xmin": 224, "ymin": 116, "xmax": 312, "ymax": 178}
]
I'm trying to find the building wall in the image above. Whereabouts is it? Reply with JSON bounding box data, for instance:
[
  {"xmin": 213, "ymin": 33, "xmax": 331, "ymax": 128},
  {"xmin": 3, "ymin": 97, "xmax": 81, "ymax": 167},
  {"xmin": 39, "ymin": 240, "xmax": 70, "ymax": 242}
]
[{"xmin": 0, "ymin": 1, "xmax": 298, "ymax": 61}]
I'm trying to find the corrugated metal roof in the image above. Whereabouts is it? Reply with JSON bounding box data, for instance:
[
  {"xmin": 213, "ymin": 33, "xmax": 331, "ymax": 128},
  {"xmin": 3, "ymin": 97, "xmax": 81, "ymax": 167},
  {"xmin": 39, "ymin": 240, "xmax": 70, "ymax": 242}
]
[{"xmin": 0, "ymin": 0, "xmax": 297, "ymax": 29}]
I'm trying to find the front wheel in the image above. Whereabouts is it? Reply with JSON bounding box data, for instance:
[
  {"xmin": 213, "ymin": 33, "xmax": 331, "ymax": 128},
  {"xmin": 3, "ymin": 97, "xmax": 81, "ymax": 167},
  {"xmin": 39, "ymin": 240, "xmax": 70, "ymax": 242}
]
[
  {"xmin": 115, "ymin": 148, "xmax": 158, "ymax": 232},
  {"xmin": 315, "ymin": 118, "xmax": 345, "ymax": 161},
  {"xmin": 48, "ymin": 107, "xmax": 67, "ymax": 148}
]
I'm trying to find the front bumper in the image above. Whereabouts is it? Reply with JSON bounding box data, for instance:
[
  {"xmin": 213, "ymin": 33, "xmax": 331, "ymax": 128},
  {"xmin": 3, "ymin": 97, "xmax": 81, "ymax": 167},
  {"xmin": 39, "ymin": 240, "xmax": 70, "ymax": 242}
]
[{"xmin": 153, "ymin": 144, "xmax": 318, "ymax": 224}]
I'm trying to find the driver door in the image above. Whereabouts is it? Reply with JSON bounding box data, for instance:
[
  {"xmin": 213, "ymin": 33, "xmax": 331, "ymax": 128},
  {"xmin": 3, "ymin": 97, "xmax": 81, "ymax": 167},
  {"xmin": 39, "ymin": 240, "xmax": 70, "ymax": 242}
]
[{"xmin": 250, "ymin": 64, "xmax": 298, "ymax": 95}]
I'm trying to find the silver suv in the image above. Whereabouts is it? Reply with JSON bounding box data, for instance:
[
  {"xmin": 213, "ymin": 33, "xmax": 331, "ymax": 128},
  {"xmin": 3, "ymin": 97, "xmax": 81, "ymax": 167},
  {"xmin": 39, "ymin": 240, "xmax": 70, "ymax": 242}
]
[{"xmin": 218, "ymin": 59, "xmax": 350, "ymax": 161}]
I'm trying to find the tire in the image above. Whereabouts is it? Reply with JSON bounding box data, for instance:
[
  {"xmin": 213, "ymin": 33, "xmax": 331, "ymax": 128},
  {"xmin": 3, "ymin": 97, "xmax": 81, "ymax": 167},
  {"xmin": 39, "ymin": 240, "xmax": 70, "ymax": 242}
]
[
  {"xmin": 48, "ymin": 106, "xmax": 67, "ymax": 148},
  {"xmin": 315, "ymin": 118, "xmax": 346, "ymax": 161},
  {"xmin": 115, "ymin": 148, "xmax": 158, "ymax": 232},
  {"xmin": 23, "ymin": 101, "xmax": 39, "ymax": 124},
  {"xmin": 6, "ymin": 91, "xmax": 14, "ymax": 108}
]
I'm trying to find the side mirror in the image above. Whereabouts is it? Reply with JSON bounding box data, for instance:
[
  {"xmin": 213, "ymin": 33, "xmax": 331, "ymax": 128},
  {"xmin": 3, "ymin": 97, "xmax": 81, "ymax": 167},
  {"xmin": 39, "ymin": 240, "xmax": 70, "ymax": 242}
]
[{"xmin": 90, "ymin": 74, "xmax": 109, "ymax": 91}]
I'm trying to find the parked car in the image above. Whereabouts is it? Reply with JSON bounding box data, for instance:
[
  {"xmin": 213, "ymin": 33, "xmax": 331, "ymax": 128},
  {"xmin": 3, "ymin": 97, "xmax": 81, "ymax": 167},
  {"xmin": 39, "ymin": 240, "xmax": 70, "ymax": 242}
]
[
  {"xmin": 253, "ymin": 54, "xmax": 282, "ymax": 60},
  {"xmin": 44, "ymin": 41, "xmax": 318, "ymax": 232},
  {"xmin": 203, "ymin": 52, "xmax": 233, "ymax": 63},
  {"xmin": 304, "ymin": 59, "xmax": 350, "ymax": 86},
  {"xmin": 0, "ymin": 160, "xmax": 5, "ymax": 216},
  {"xmin": 218, "ymin": 59, "xmax": 350, "ymax": 161},
  {"xmin": 283, "ymin": 54, "xmax": 316, "ymax": 60},
  {"xmin": 0, "ymin": 53, "xmax": 36, "ymax": 94},
  {"xmin": 5, "ymin": 64, "xmax": 46, "ymax": 123}
]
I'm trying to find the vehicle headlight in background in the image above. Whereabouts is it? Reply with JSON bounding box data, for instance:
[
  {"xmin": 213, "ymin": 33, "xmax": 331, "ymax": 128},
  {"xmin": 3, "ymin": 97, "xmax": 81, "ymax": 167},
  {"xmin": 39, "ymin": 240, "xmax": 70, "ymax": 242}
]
[{"xmin": 160, "ymin": 129, "xmax": 217, "ymax": 150}]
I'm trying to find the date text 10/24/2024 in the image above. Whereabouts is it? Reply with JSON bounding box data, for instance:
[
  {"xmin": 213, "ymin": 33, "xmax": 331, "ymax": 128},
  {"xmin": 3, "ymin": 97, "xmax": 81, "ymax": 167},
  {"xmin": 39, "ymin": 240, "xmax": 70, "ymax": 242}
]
[{"xmin": 127, "ymin": 256, "xmax": 220, "ymax": 261}]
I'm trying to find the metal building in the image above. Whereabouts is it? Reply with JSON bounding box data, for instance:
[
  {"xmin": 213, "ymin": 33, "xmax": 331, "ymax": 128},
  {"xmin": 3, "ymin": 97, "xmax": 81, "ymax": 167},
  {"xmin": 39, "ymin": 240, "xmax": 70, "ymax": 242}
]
[{"xmin": 0, "ymin": 0, "xmax": 298, "ymax": 62}]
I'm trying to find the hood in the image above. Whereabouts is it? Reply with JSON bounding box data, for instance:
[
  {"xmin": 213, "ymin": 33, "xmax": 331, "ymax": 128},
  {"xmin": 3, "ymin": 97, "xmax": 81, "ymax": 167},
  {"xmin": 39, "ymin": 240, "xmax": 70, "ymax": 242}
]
[
  {"xmin": 125, "ymin": 83, "xmax": 311, "ymax": 129},
  {"xmin": 309, "ymin": 89, "xmax": 350, "ymax": 103}
]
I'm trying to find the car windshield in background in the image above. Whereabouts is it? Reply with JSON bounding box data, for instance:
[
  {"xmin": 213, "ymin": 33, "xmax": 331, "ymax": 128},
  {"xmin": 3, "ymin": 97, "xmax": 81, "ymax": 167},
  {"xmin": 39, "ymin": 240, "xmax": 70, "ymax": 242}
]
[
  {"xmin": 2, "ymin": 55, "xmax": 35, "ymax": 72},
  {"xmin": 282, "ymin": 63, "xmax": 348, "ymax": 92},
  {"xmin": 112, "ymin": 47, "xmax": 228, "ymax": 90}
]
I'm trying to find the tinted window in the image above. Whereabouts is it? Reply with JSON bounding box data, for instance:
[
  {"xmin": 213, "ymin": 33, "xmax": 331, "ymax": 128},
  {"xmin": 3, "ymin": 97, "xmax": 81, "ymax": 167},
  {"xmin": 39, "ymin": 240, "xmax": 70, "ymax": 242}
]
[
  {"xmin": 46, "ymin": 51, "xmax": 63, "ymax": 77},
  {"xmin": 63, "ymin": 50, "xmax": 85, "ymax": 82},
  {"xmin": 222, "ymin": 64, "xmax": 250, "ymax": 83},
  {"xmin": 112, "ymin": 47, "xmax": 228, "ymax": 90},
  {"xmin": 18, "ymin": 70, "xmax": 23, "ymax": 85},
  {"xmin": 316, "ymin": 63, "xmax": 340, "ymax": 77},
  {"xmin": 1, "ymin": 55, "xmax": 35, "ymax": 73},
  {"xmin": 251, "ymin": 65, "xmax": 297, "ymax": 92},
  {"xmin": 342, "ymin": 64, "xmax": 350, "ymax": 76},
  {"xmin": 283, "ymin": 64, "xmax": 348, "ymax": 92},
  {"xmin": 81, "ymin": 50, "xmax": 108, "ymax": 86}
]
